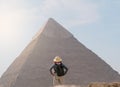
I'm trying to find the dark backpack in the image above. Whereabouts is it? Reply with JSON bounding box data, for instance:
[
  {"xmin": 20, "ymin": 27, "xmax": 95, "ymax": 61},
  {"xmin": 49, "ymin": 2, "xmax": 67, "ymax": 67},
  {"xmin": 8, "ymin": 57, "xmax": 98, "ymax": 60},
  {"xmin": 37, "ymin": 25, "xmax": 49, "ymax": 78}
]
[{"xmin": 54, "ymin": 64, "xmax": 65, "ymax": 76}]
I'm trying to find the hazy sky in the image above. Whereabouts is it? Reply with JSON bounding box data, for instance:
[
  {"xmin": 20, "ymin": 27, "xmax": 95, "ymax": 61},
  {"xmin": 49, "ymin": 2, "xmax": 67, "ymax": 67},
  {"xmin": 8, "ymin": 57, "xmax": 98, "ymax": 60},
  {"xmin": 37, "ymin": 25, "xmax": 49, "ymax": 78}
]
[{"xmin": 0, "ymin": 0, "xmax": 120, "ymax": 77}]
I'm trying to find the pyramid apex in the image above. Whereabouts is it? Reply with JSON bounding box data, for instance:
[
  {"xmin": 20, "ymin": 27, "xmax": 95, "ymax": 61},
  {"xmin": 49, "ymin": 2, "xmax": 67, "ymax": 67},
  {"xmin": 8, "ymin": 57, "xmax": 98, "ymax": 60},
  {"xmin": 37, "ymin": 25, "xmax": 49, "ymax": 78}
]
[
  {"xmin": 34, "ymin": 18, "xmax": 73, "ymax": 39},
  {"xmin": 47, "ymin": 18, "xmax": 57, "ymax": 24},
  {"xmin": 48, "ymin": 18, "xmax": 54, "ymax": 21}
]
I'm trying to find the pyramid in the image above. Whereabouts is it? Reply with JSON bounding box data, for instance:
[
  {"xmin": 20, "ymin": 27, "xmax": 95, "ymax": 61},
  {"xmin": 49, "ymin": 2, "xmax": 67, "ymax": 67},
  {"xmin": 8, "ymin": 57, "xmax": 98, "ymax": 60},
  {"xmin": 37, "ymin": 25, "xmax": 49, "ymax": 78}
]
[{"xmin": 0, "ymin": 18, "xmax": 120, "ymax": 87}]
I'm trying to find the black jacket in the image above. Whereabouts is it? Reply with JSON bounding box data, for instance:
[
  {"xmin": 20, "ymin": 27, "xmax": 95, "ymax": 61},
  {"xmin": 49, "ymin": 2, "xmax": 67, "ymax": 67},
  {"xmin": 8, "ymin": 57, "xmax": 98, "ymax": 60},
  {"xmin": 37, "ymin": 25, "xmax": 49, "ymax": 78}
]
[{"xmin": 50, "ymin": 63, "xmax": 68, "ymax": 76}]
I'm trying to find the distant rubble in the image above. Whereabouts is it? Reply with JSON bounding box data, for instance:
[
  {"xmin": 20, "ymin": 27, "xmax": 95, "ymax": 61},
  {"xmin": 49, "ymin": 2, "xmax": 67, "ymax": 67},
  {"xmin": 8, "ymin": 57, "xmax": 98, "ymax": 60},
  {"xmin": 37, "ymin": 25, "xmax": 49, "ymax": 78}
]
[
  {"xmin": 54, "ymin": 82, "xmax": 120, "ymax": 87},
  {"xmin": 88, "ymin": 82, "xmax": 120, "ymax": 87}
]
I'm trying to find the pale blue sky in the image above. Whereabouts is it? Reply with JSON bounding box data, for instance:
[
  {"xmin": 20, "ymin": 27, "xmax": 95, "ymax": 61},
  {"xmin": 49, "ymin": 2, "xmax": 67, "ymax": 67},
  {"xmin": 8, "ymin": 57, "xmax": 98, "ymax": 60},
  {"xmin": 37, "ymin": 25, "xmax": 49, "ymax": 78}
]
[{"xmin": 0, "ymin": 0, "xmax": 120, "ymax": 76}]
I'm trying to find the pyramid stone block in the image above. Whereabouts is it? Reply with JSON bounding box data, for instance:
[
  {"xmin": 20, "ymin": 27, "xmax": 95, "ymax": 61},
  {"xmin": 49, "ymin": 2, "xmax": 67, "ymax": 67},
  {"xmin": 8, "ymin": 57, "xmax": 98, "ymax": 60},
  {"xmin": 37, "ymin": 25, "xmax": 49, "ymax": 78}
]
[{"xmin": 0, "ymin": 18, "xmax": 120, "ymax": 87}]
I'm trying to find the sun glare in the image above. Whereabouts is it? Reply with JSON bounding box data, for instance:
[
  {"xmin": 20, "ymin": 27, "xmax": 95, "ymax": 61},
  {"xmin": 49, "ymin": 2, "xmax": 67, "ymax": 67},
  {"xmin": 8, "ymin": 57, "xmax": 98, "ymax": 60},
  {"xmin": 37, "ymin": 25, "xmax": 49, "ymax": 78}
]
[
  {"xmin": 0, "ymin": 17, "xmax": 15, "ymax": 40},
  {"xmin": 0, "ymin": 9, "xmax": 23, "ymax": 41}
]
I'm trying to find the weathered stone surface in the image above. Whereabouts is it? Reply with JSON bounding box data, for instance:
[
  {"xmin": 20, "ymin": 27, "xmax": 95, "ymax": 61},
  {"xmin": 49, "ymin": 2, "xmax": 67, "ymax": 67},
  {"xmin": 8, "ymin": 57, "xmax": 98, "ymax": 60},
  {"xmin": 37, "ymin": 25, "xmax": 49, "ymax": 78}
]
[{"xmin": 0, "ymin": 18, "xmax": 120, "ymax": 87}]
